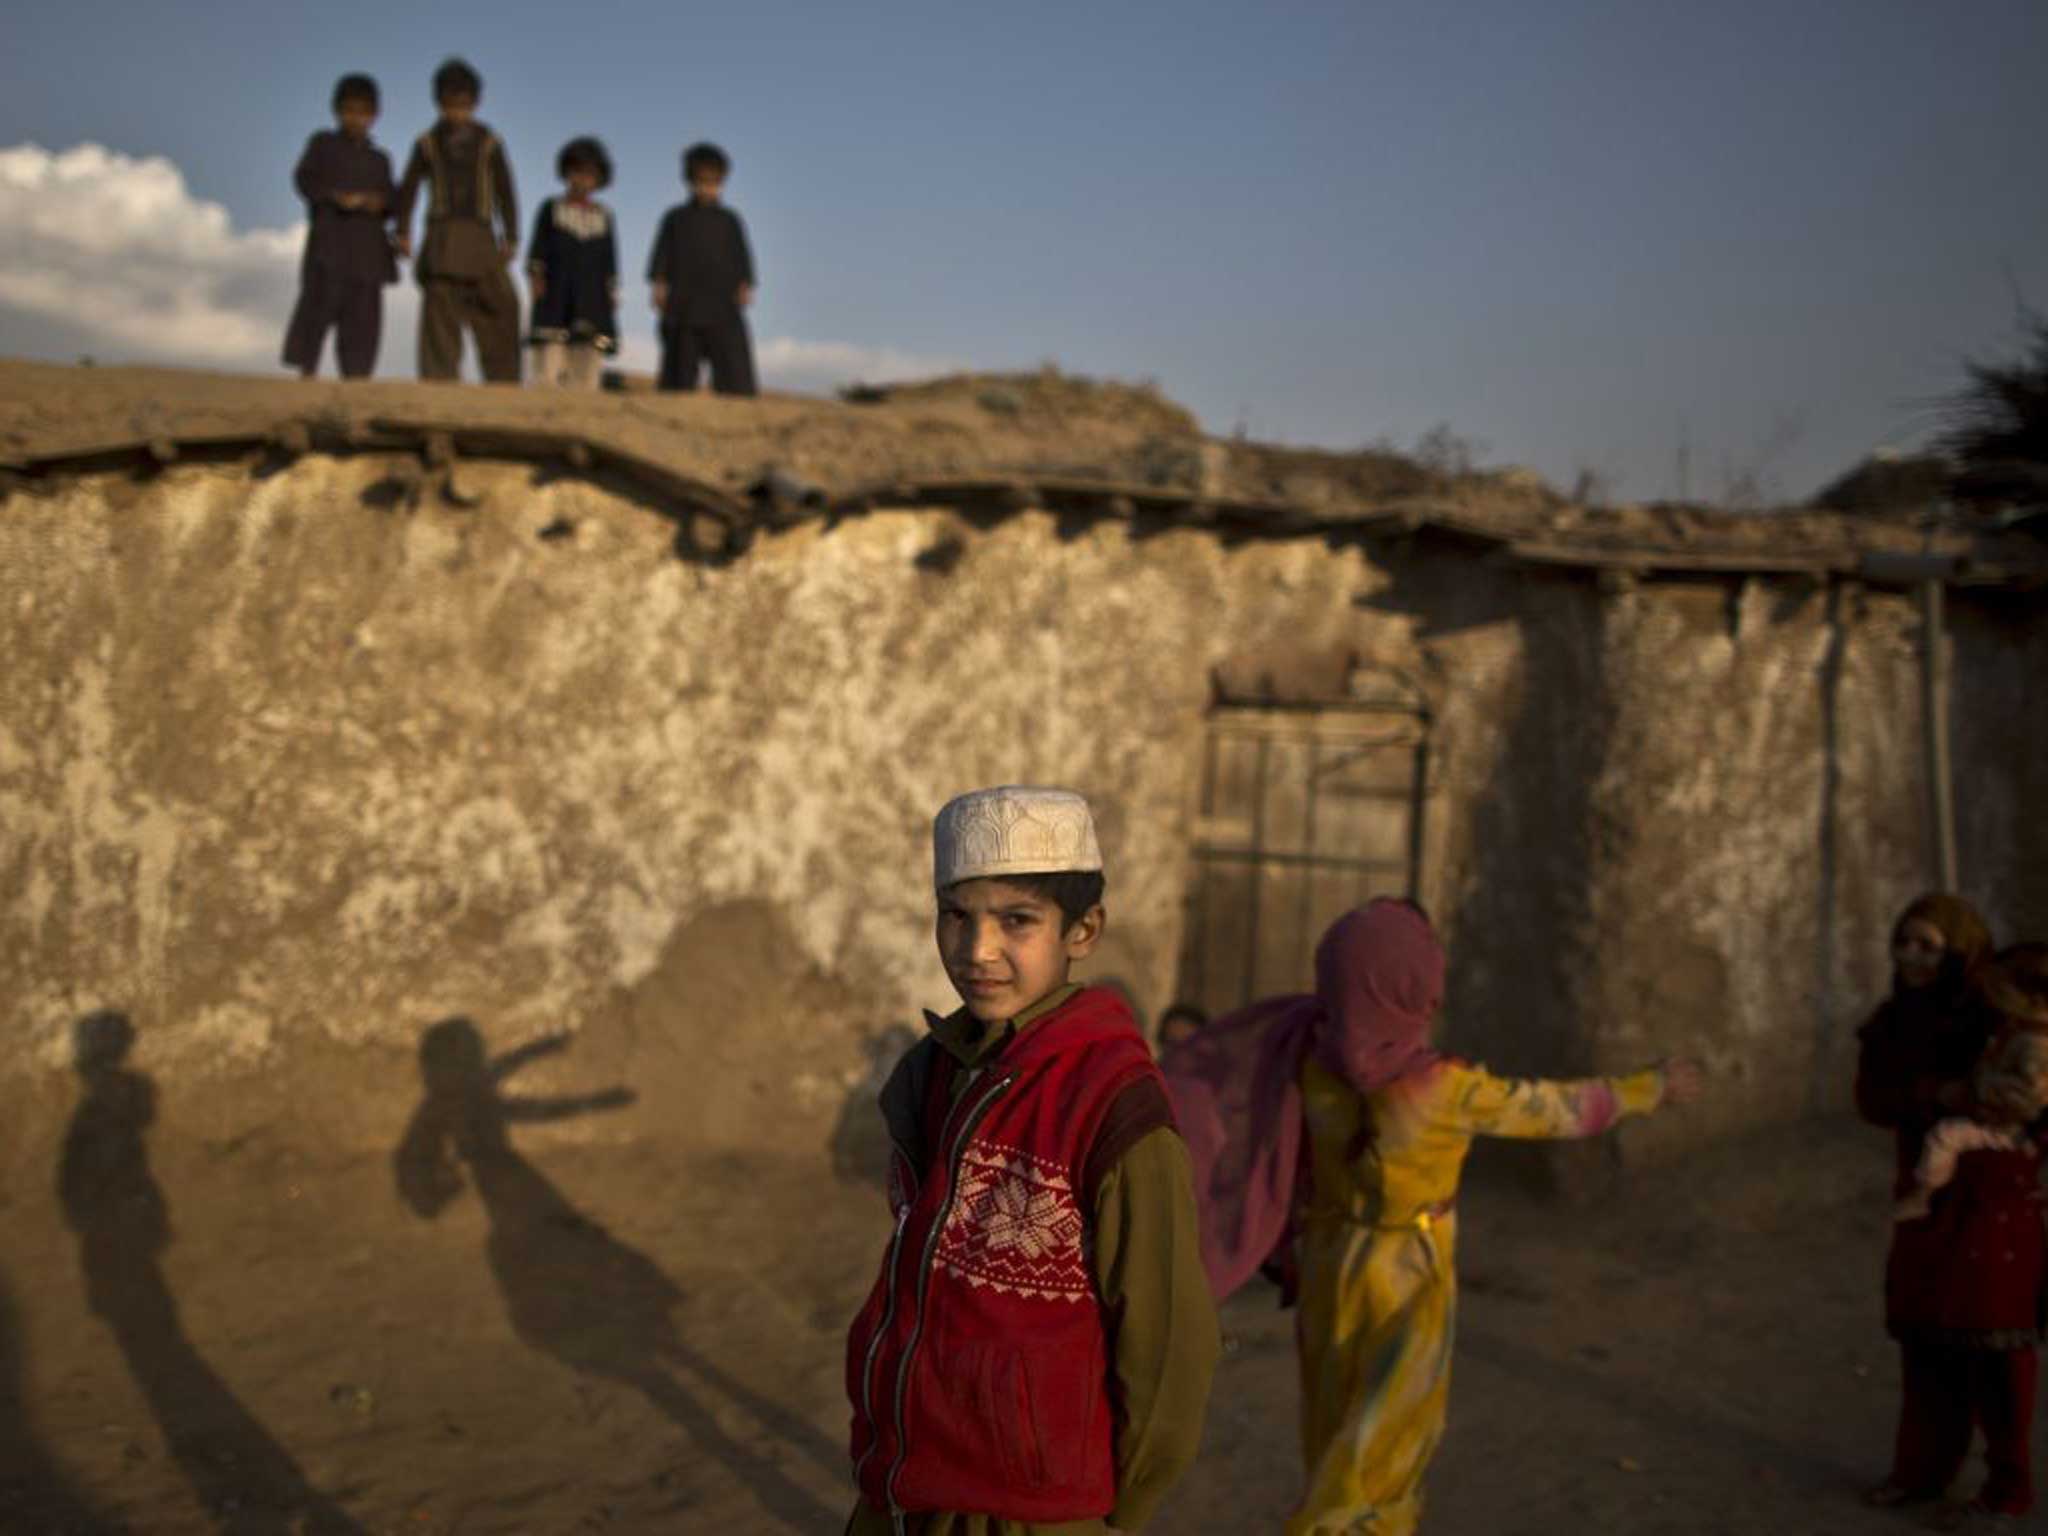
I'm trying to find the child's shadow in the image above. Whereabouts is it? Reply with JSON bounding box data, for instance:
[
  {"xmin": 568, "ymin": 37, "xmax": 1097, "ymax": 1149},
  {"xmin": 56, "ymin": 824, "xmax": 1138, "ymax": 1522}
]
[
  {"xmin": 393, "ymin": 1018, "xmax": 842, "ymax": 1531},
  {"xmin": 0, "ymin": 1272, "xmax": 128, "ymax": 1533},
  {"xmin": 57, "ymin": 1010, "xmax": 364, "ymax": 1535}
]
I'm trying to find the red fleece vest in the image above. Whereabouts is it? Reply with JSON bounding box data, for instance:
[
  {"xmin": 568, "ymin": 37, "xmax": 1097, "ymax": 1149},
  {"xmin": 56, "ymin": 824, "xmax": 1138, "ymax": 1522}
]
[{"xmin": 846, "ymin": 986, "xmax": 1169, "ymax": 1522}]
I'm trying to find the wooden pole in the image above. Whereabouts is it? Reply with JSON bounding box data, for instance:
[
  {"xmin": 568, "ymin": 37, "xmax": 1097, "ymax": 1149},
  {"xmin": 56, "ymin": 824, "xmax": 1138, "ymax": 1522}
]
[
  {"xmin": 1920, "ymin": 577, "xmax": 1959, "ymax": 891},
  {"xmin": 1807, "ymin": 578, "xmax": 1848, "ymax": 1114}
]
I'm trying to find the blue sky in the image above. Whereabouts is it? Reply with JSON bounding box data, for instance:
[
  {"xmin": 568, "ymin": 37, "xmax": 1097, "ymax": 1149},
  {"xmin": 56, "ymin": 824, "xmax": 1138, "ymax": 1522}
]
[{"xmin": 2, "ymin": 0, "xmax": 2044, "ymax": 501}]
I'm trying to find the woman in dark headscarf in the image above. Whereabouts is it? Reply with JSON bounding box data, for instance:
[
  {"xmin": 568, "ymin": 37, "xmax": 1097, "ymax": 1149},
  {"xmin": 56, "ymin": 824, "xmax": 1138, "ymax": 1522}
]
[
  {"xmin": 1165, "ymin": 899, "xmax": 1703, "ymax": 1536},
  {"xmin": 1855, "ymin": 893, "xmax": 1997, "ymax": 1511}
]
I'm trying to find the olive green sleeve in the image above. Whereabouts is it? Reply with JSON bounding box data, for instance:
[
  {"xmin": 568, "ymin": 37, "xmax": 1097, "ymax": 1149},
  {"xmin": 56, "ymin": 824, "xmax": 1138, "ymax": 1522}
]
[{"xmin": 1093, "ymin": 1126, "xmax": 1219, "ymax": 1532}]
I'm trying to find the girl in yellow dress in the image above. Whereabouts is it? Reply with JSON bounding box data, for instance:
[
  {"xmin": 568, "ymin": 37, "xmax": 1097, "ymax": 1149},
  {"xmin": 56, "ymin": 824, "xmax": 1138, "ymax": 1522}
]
[{"xmin": 1166, "ymin": 899, "xmax": 1704, "ymax": 1535}]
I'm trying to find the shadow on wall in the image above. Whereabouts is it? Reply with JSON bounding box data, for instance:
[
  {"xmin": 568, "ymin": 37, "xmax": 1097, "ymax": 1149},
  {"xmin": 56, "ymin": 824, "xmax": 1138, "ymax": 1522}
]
[
  {"xmin": 56, "ymin": 1010, "xmax": 366, "ymax": 1535},
  {"xmin": 1353, "ymin": 541, "xmax": 1617, "ymax": 1200},
  {"xmin": 1951, "ymin": 592, "xmax": 2048, "ymax": 942},
  {"xmin": 1446, "ymin": 580, "xmax": 1623, "ymax": 1201},
  {"xmin": 393, "ymin": 1017, "xmax": 846, "ymax": 1534},
  {"xmin": 831, "ymin": 1022, "xmax": 918, "ymax": 1187},
  {"xmin": 1090, "ymin": 973, "xmax": 1147, "ymax": 1036},
  {"xmin": 0, "ymin": 1271, "xmax": 126, "ymax": 1533}
]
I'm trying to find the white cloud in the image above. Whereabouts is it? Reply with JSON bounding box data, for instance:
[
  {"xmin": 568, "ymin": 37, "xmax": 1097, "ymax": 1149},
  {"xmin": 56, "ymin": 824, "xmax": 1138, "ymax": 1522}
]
[
  {"xmin": 0, "ymin": 143, "xmax": 303, "ymax": 363},
  {"xmin": 0, "ymin": 142, "xmax": 961, "ymax": 389},
  {"xmin": 608, "ymin": 334, "xmax": 959, "ymax": 391},
  {"xmin": 755, "ymin": 336, "xmax": 960, "ymax": 388}
]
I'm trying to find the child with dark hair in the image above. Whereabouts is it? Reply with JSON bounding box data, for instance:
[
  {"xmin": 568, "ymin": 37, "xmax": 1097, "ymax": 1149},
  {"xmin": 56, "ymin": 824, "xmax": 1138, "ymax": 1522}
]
[
  {"xmin": 1855, "ymin": 893, "xmax": 2003, "ymax": 1515},
  {"xmin": 392, "ymin": 58, "xmax": 522, "ymax": 383},
  {"xmin": 1157, "ymin": 1001, "xmax": 1207, "ymax": 1052},
  {"xmin": 646, "ymin": 142, "xmax": 758, "ymax": 395},
  {"xmin": 844, "ymin": 785, "xmax": 1218, "ymax": 1534},
  {"xmin": 281, "ymin": 74, "xmax": 397, "ymax": 379},
  {"xmin": 1876, "ymin": 944, "xmax": 2048, "ymax": 1524},
  {"xmin": 526, "ymin": 137, "xmax": 619, "ymax": 389}
]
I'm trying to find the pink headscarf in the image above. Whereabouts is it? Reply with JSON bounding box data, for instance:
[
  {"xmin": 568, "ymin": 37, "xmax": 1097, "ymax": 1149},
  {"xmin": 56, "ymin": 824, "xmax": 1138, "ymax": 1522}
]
[{"xmin": 1162, "ymin": 899, "xmax": 1445, "ymax": 1300}]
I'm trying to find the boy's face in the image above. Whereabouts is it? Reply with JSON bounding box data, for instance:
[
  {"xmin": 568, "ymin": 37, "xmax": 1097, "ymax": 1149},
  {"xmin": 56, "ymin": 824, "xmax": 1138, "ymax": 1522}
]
[
  {"xmin": 688, "ymin": 171, "xmax": 725, "ymax": 203},
  {"xmin": 565, "ymin": 168, "xmax": 600, "ymax": 199},
  {"xmin": 337, "ymin": 101, "xmax": 377, "ymax": 139},
  {"xmin": 937, "ymin": 878, "xmax": 1102, "ymax": 1024},
  {"xmin": 438, "ymin": 93, "xmax": 478, "ymax": 128}
]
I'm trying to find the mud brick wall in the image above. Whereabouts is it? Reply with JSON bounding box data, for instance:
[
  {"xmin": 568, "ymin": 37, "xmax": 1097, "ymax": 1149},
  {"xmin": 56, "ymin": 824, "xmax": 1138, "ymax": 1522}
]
[{"xmin": 3, "ymin": 453, "xmax": 2042, "ymax": 1197}]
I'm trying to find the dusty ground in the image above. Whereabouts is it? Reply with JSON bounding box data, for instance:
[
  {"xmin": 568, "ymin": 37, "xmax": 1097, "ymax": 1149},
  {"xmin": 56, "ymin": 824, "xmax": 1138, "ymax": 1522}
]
[{"xmin": 0, "ymin": 1089, "xmax": 2016, "ymax": 1536}]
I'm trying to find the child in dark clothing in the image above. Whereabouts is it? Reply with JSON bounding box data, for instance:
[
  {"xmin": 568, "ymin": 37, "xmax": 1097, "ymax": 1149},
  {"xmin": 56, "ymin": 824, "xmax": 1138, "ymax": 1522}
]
[
  {"xmin": 646, "ymin": 143, "xmax": 758, "ymax": 395},
  {"xmin": 526, "ymin": 137, "xmax": 620, "ymax": 389},
  {"xmin": 282, "ymin": 75, "xmax": 397, "ymax": 380},
  {"xmin": 392, "ymin": 58, "xmax": 522, "ymax": 384}
]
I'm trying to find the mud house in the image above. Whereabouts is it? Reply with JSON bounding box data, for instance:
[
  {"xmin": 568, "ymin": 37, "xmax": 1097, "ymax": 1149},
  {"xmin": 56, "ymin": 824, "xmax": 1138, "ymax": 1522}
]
[{"xmin": 3, "ymin": 358, "xmax": 2044, "ymax": 1193}]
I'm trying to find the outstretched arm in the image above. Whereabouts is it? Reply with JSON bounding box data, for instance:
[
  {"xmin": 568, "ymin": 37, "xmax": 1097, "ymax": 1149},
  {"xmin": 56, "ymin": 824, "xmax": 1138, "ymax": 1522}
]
[
  {"xmin": 502, "ymin": 1087, "xmax": 636, "ymax": 1123},
  {"xmin": 1437, "ymin": 1060, "xmax": 1683, "ymax": 1140}
]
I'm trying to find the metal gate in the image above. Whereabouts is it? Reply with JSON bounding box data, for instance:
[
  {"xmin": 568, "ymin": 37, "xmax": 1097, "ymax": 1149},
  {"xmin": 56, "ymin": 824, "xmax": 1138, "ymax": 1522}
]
[{"xmin": 1175, "ymin": 673, "xmax": 1430, "ymax": 1015}]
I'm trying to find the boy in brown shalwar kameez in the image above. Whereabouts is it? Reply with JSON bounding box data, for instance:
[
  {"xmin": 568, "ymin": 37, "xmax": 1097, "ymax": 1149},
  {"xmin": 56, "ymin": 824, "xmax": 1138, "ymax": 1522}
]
[
  {"xmin": 845, "ymin": 786, "xmax": 1218, "ymax": 1536},
  {"xmin": 281, "ymin": 74, "xmax": 396, "ymax": 379},
  {"xmin": 391, "ymin": 58, "xmax": 521, "ymax": 383}
]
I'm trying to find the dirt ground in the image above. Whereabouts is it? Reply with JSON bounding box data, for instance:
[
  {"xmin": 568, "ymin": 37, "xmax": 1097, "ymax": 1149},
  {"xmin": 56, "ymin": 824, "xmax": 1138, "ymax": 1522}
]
[{"xmin": 1, "ymin": 1083, "xmax": 2021, "ymax": 1536}]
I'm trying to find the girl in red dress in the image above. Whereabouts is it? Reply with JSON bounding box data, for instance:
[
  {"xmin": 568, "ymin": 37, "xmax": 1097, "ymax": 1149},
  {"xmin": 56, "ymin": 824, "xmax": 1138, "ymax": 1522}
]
[
  {"xmin": 1855, "ymin": 894, "xmax": 1993, "ymax": 1508},
  {"xmin": 1869, "ymin": 937, "xmax": 2048, "ymax": 1525}
]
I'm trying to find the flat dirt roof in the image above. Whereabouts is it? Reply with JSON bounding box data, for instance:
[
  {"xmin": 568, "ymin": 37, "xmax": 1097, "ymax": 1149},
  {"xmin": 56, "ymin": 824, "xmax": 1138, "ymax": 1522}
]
[{"xmin": 3, "ymin": 357, "xmax": 2040, "ymax": 587}]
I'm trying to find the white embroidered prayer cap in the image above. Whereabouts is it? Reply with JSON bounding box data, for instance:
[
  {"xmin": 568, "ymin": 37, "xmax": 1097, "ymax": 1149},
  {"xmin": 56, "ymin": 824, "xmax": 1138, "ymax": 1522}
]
[{"xmin": 933, "ymin": 785, "xmax": 1104, "ymax": 889}]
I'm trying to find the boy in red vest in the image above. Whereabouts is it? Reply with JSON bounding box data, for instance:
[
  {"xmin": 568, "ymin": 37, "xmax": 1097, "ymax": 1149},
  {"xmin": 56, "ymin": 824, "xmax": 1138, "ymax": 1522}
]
[{"xmin": 846, "ymin": 785, "xmax": 1219, "ymax": 1534}]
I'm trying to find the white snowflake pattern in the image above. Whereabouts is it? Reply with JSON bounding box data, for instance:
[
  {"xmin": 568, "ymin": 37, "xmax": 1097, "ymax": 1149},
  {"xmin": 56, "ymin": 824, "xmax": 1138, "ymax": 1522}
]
[{"xmin": 936, "ymin": 1142, "xmax": 1091, "ymax": 1302}]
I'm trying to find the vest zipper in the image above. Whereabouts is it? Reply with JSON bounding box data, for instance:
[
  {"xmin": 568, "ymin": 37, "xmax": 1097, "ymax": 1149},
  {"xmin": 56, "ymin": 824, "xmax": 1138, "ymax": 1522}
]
[
  {"xmin": 851, "ymin": 1169, "xmax": 913, "ymax": 1492},
  {"xmin": 881, "ymin": 1068, "xmax": 1015, "ymax": 1515}
]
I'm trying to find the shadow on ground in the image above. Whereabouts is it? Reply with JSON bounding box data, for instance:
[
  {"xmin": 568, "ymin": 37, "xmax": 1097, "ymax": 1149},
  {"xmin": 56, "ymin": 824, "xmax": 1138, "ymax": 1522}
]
[
  {"xmin": 57, "ymin": 1010, "xmax": 364, "ymax": 1535},
  {"xmin": 394, "ymin": 1016, "xmax": 847, "ymax": 1532},
  {"xmin": 0, "ymin": 1270, "xmax": 128, "ymax": 1533}
]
